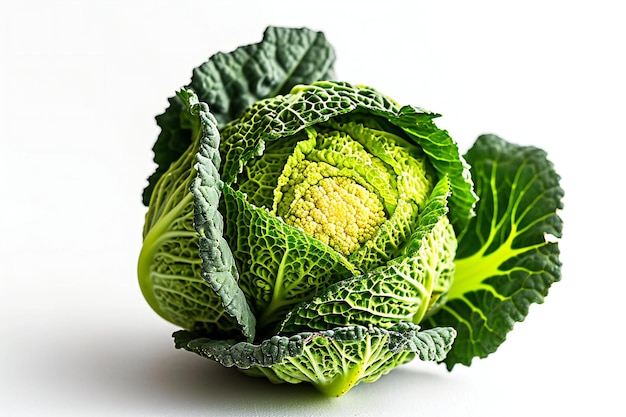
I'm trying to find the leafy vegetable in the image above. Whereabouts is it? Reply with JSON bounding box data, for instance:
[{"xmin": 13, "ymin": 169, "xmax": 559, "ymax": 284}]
[
  {"xmin": 138, "ymin": 26, "xmax": 563, "ymax": 397},
  {"xmin": 174, "ymin": 323, "xmax": 456, "ymax": 397},
  {"xmin": 424, "ymin": 134, "xmax": 564, "ymax": 368},
  {"xmin": 142, "ymin": 26, "xmax": 336, "ymax": 205}
]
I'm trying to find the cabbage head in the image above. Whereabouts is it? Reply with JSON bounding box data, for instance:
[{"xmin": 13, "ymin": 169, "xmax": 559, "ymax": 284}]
[{"xmin": 138, "ymin": 27, "xmax": 563, "ymax": 397}]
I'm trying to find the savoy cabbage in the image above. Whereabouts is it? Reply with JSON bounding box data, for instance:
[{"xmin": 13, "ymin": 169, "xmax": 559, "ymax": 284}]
[{"xmin": 138, "ymin": 26, "xmax": 563, "ymax": 396}]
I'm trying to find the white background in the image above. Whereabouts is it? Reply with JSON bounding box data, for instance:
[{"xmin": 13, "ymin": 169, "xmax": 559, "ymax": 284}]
[{"xmin": 1, "ymin": 0, "xmax": 624, "ymax": 415}]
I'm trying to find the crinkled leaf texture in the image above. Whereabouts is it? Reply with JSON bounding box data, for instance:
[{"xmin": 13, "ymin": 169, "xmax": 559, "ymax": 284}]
[
  {"xmin": 143, "ymin": 26, "xmax": 336, "ymax": 205},
  {"xmin": 138, "ymin": 90, "xmax": 256, "ymax": 340},
  {"xmin": 219, "ymin": 81, "xmax": 477, "ymax": 229},
  {"xmin": 278, "ymin": 175, "xmax": 456, "ymax": 333},
  {"xmin": 389, "ymin": 106, "xmax": 478, "ymax": 234},
  {"xmin": 174, "ymin": 323, "xmax": 456, "ymax": 397},
  {"xmin": 169, "ymin": 89, "xmax": 458, "ymax": 396},
  {"xmin": 216, "ymin": 81, "xmax": 469, "ymax": 333},
  {"xmin": 220, "ymin": 184, "xmax": 358, "ymax": 332},
  {"xmin": 188, "ymin": 90, "xmax": 257, "ymax": 342},
  {"xmin": 425, "ymin": 134, "xmax": 564, "ymax": 369},
  {"xmin": 140, "ymin": 25, "xmax": 564, "ymax": 398}
]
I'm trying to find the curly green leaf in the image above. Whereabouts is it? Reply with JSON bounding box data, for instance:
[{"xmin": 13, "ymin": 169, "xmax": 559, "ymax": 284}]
[
  {"xmin": 174, "ymin": 322, "xmax": 456, "ymax": 397},
  {"xmin": 221, "ymin": 186, "xmax": 358, "ymax": 332},
  {"xmin": 279, "ymin": 176, "xmax": 456, "ymax": 332},
  {"xmin": 190, "ymin": 91, "xmax": 257, "ymax": 342},
  {"xmin": 426, "ymin": 134, "xmax": 563, "ymax": 368},
  {"xmin": 138, "ymin": 90, "xmax": 247, "ymax": 337},
  {"xmin": 143, "ymin": 26, "xmax": 336, "ymax": 205}
]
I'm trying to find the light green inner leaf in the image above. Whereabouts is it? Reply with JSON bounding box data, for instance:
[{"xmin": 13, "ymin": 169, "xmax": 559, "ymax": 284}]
[
  {"xmin": 278, "ymin": 176, "xmax": 456, "ymax": 333},
  {"xmin": 143, "ymin": 26, "xmax": 336, "ymax": 205},
  {"xmin": 221, "ymin": 186, "xmax": 358, "ymax": 332}
]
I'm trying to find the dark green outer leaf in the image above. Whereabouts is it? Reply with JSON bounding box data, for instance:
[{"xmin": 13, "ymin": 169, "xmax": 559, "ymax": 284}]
[
  {"xmin": 138, "ymin": 90, "xmax": 244, "ymax": 336},
  {"xmin": 189, "ymin": 90, "xmax": 256, "ymax": 342},
  {"xmin": 425, "ymin": 134, "xmax": 564, "ymax": 369},
  {"xmin": 191, "ymin": 26, "xmax": 336, "ymax": 126},
  {"xmin": 174, "ymin": 323, "xmax": 456, "ymax": 396},
  {"xmin": 143, "ymin": 26, "xmax": 336, "ymax": 205}
]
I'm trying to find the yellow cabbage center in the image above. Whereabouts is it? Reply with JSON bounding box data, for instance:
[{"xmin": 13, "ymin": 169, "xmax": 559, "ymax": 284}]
[{"xmin": 283, "ymin": 175, "xmax": 386, "ymax": 256}]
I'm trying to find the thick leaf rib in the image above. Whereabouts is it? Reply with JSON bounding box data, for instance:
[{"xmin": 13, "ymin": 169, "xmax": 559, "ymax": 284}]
[{"xmin": 426, "ymin": 134, "xmax": 564, "ymax": 368}]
